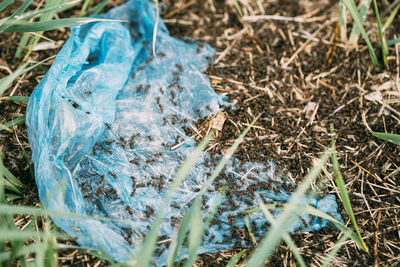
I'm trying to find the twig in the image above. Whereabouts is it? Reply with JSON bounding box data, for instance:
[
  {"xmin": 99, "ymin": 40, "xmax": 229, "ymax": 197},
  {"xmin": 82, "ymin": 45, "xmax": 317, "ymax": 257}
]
[
  {"xmin": 350, "ymin": 159, "xmax": 383, "ymax": 182},
  {"xmin": 282, "ymin": 19, "xmax": 335, "ymax": 69},
  {"xmin": 163, "ymin": 0, "xmax": 197, "ymax": 19}
]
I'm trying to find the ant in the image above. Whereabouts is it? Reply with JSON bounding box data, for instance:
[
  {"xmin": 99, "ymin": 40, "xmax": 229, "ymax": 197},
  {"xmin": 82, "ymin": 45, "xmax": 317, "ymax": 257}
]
[
  {"xmin": 130, "ymin": 159, "xmax": 139, "ymax": 165},
  {"xmin": 104, "ymin": 148, "xmax": 113, "ymax": 154},
  {"xmin": 108, "ymin": 171, "xmax": 117, "ymax": 179}
]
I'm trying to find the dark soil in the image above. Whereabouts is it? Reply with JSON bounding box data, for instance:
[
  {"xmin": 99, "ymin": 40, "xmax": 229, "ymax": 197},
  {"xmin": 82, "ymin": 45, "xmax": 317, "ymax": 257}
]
[{"xmin": 1, "ymin": 0, "xmax": 400, "ymax": 266}]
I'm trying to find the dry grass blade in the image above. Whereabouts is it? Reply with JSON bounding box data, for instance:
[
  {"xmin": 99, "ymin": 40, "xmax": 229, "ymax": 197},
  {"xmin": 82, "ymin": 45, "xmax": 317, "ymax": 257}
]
[{"xmin": 339, "ymin": 0, "xmax": 348, "ymax": 42}]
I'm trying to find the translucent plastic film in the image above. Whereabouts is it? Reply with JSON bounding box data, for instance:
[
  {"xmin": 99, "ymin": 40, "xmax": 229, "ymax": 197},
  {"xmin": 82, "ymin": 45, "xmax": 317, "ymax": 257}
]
[{"xmin": 26, "ymin": 0, "xmax": 341, "ymax": 264}]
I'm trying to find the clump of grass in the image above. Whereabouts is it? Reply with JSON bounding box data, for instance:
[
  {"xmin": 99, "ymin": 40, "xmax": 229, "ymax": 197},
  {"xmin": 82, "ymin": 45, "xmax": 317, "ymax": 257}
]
[
  {"xmin": 0, "ymin": 0, "xmax": 115, "ymax": 131},
  {"xmin": 339, "ymin": 0, "xmax": 400, "ymax": 71},
  {"xmin": 0, "ymin": 150, "xmax": 23, "ymax": 202}
]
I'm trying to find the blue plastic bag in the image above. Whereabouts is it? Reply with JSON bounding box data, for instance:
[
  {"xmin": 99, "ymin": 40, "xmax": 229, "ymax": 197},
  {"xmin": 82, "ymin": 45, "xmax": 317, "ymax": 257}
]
[{"xmin": 26, "ymin": 0, "xmax": 342, "ymax": 264}]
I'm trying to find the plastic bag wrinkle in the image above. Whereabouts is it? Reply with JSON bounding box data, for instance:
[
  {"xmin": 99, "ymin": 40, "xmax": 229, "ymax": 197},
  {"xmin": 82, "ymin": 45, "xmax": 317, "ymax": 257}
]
[{"xmin": 26, "ymin": 0, "xmax": 342, "ymax": 264}]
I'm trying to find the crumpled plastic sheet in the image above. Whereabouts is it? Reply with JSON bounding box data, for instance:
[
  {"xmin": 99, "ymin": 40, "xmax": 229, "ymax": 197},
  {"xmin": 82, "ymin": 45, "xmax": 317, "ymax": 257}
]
[{"xmin": 26, "ymin": 0, "xmax": 342, "ymax": 264}]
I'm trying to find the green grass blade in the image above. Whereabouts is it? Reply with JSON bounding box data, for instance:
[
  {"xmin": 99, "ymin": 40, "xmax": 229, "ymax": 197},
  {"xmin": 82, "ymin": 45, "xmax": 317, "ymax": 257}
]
[
  {"xmin": 79, "ymin": 0, "xmax": 93, "ymax": 16},
  {"xmin": 0, "ymin": 62, "xmax": 29, "ymax": 96},
  {"xmin": 244, "ymin": 215, "xmax": 257, "ymax": 245},
  {"xmin": 183, "ymin": 198, "xmax": 204, "ymax": 267},
  {"xmin": 387, "ymin": 37, "xmax": 400, "ymax": 46},
  {"xmin": 226, "ymin": 249, "xmax": 248, "ymax": 267},
  {"xmin": 349, "ymin": 0, "xmax": 371, "ymax": 45},
  {"xmin": 331, "ymin": 163, "xmax": 368, "ymax": 251},
  {"xmin": 0, "ymin": 0, "xmax": 32, "ymax": 32},
  {"xmin": 1, "ymin": 178, "xmax": 22, "ymax": 195},
  {"xmin": 1, "ymin": 96, "xmax": 30, "ymax": 102},
  {"xmin": 44, "ymin": 219, "xmax": 58, "ymax": 267},
  {"xmin": 0, "ymin": 55, "xmax": 55, "ymax": 97},
  {"xmin": 136, "ymin": 131, "xmax": 214, "ymax": 267},
  {"xmin": 14, "ymin": 30, "xmax": 30, "ymax": 59},
  {"xmin": 19, "ymin": 0, "xmax": 66, "ymax": 62},
  {"xmin": 0, "ymin": 243, "xmax": 79, "ymax": 262},
  {"xmin": 246, "ymin": 148, "xmax": 332, "ymax": 266},
  {"xmin": 199, "ymin": 115, "xmax": 261, "ymax": 196},
  {"xmin": 0, "ymin": 161, "xmax": 22, "ymax": 186},
  {"xmin": 0, "ymin": 116, "xmax": 26, "ymax": 132},
  {"xmin": 167, "ymin": 194, "xmax": 220, "ymax": 266},
  {"xmin": 167, "ymin": 205, "xmax": 193, "ymax": 266},
  {"xmin": 258, "ymin": 200, "xmax": 307, "ymax": 267},
  {"xmin": 2, "ymin": 0, "xmax": 81, "ymax": 27},
  {"xmin": 141, "ymin": 115, "xmax": 260, "ymax": 266},
  {"xmin": 169, "ymin": 183, "xmax": 222, "ymax": 266},
  {"xmin": 322, "ymin": 235, "xmax": 349, "ymax": 267},
  {"xmin": 371, "ymin": 131, "xmax": 400, "ymax": 145},
  {"xmin": 342, "ymin": 0, "xmax": 380, "ymax": 70},
  {"xmin": 0, "ymin": 0, "xmax": 14, "ymax": 13},
  {"xmin": 299, "ymin": 204, "xmax": 366, "ymax": 250},
  {"xmin": 372, "ymin": 0, "xmax": 388, "ymax": 68},
  {"xmin": 383, "ymin": 1, "xmax": 400, "ymax": 30},
  {"xmin": 232, "ymin": 0, "xmax": 243, "ymax": 16},
  {"xmin": 4, "ymin": 18, "xmax": 117, "ymax": 32},
  {"xmin": 0, "ymin": 150, "xmax": 6, "ymax": 204},
  {"xmin": 0, "ymin": 230, "xmax": 67, "ymax": 241},
  {"xmin": 0, "ymin": 203, "xmax": 145, "ymax": 227},
  {"xmin": 87, "ymin": 0, "xmax": 110, "ymax": 15},
  {"xmin": 4, "ymin": 193, "xmax": 22, "ymax": 202},
  {"xmin": 332, "ymin": 126, "xmax": 368, "ymax": 252},
  {"xmin": 19, "ymin": 143, "xmax": 34, "ymax": 181},
  {"xmin": 0, "ymin": 150, "xmax": 23, "ymax": 188}
]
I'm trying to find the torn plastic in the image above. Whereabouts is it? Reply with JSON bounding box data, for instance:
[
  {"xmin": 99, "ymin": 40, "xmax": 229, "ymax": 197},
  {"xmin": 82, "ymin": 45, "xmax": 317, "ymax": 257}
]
[{"xmin": 26, "ymin": 0, "xmax": 342, "ymax": 264}]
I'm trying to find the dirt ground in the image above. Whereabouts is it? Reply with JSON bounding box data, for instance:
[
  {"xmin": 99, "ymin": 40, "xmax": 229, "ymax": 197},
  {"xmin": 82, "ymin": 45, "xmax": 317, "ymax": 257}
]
[{"xmin": 1, "ymin": 0, "xmax": 400, "ymax": 266}]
